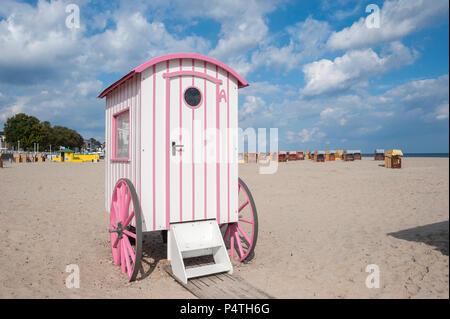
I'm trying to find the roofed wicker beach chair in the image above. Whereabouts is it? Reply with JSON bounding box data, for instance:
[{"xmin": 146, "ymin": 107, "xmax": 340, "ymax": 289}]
[
  {"xmin": 315, "ymin": 151, "xmax": 325, "ymax": 162},
  {"xmin": 278, "ymin": 151, "xmax": 287, "ymax": 162},
  {"xmin": 385, "ymin": 149, "xmax": 403, "ymax": 168},
  {"xmin": 288, "ymin": 151, "xmax": 297, "ymax": 161},
  {"xmin": 344, "ymin": 150, "xmax": 354, "ymax": 161},
  {"xmin": 353, "ymin": 150, "xmax": 362, "ymax": 160},
  {"xmin": 374, "ymin": 149, "xmax": 384, "ymax": 161}
]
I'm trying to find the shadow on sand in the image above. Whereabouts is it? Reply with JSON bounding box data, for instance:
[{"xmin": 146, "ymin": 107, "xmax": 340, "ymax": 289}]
[
  {"xmin": 388, "ymin": 221, "xmax": 449, "ymax": 256},
  {"xmin": 135, "ymin": 231, "xmax": 167, "ymax": 281}
]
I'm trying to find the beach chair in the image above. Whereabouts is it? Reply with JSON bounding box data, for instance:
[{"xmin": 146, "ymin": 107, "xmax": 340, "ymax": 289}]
[
  {"xmin": 374, "ymin": 149, "xmax": 384, "ymax": 161},
  {"xmin": 385, "ymin": 149, "xmax": 403, "ymax": 168},
  {"xmin": 248, "ymin": 152, "xmax": 258, "ymax": 163},
  {"xmin": 288, "ymin": 151, "xmax": 297, "ymax": 161},
  {"xmin": 344, "ymin": 151, "xmax": 354, "ymax": 161},
  {"xmin": 315, "ymin": 151, "xmax": 325, "ymax": 162}
]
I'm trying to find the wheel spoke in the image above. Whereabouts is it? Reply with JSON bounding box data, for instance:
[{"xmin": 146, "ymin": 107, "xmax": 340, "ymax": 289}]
[
  {"xmin": 236, "ymin": 223, "xmax": 251, "ymax": 246},
  {"xmin": 235, "ymin": 229, "xmax": 244, "ymax": 258},
  {"xmin": 123, "ymin": 236, "xmax": 136, "ymax": 264},
  {"xmin": 238, "ymin": 200, "xmax": 249, "ymax": 212},
  {"xmin": 123, "ymin": 240, "xmax": 132, "ymax": 278},
  {"xmin": 223, "ymin": 225, "xmax": 230, "ymax": 243},
  {"xmin": 123, "ymin": 210, "xmax": 135, "ymax": 228},
  {"xmin": 230, "ymin": 228, "xmax": 235, "ymax": 258},
  {"xmin": 119, "ymin": 185, "xmax": 126, "ymax": 221},
  {"xmin": 125, "ymin": 191, "xmax": 132, "ymax": 213},
  {"xmin": 120, "ymin": 241, "xmax": 126, "ymax": 274},
  {"xmin": 123, "ymin": 229, "xmax": 136, "ymax": 239},
  {"xmin": 238, "ymin": 218, "xmax": 253, "ymax": 224},
  {"xmin": 113, "ymin": 235, "xmax": 120, "ymax": 248},
  {"xmin": 112, "ymin": 201, "xmax": 119, "ymax": 223}
]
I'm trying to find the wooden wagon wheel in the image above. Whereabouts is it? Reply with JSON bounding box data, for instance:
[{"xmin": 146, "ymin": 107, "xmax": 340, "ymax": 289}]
[
  {"xmin": 109, "ymin": 178, "xmax": 142, "ymax": 281},
  {"xmin": 221, "ymin": 178, "xmax": 258, "ymax": 263}
]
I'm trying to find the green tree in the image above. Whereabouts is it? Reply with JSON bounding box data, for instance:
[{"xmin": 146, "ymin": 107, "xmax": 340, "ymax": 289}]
[
  {"xmin": 3, "ymin": 113, "xmax": 85, "ymax": 151},
  {"xmin": 52, "ymin": 125, "xmax": 84, "ymax": 149},
  {"xmin": 4, "ymin": 113, "xmax": 41, "ymax": 150}
]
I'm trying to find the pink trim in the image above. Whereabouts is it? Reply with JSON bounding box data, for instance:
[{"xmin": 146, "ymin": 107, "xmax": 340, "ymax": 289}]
[
  {"xmin": 152, "ymin": 66, "xmax": 156, "ymax": 230},
  {"xmin": 192, "ymin": 59, "xmax": 195, "ymax": 85},
  {"xmin": 182, "ymin": 85, "xmax": 203, "ymax": 109},
  {"xmin": 133, "ymin": 76, "xmax": 137, "ymax": 204},
  {"xmin": 204, "ymin": 61, "xmax": 207, "ymax": 219},
  {"xmin": 165, "ymin": 61, "xmax": 170, "ymax": 230},
  {"xmin": 163, "ymin": 70, "xmax": 222, "ymax": 85},
  {"xmin": 215, "ymin": 65, "xmax": 220, "ymax": 223},
  {"xmin": 111, "ymin": 107, "xmax": 130, "ymax": 162},
  {"xmin": 128, "ymin": 79, "xmax": 131, "ymax": 182},
  {"xmin": 227, "ymin": 72, "xmax": 230, "ymax": 224},
  {"xmin": 179, "ymin": 59, "xmax": 183, "ymax": 222},
  {"xmin": 133, "ymin": 53, "xmax": 247, "ymax": 85},
  {"xmin": 139, "ymin": 74, "xmax": 142, "ymax": 213},
  {"xmin": 99, "ymin": 71, "xmax": 135, "ymax": 99},
  {"xmin": 192, "ymin": 60, "xmax": 195, "ymax": 221}
]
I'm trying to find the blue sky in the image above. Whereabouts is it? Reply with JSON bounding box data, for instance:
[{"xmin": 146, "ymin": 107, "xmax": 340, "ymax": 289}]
[{"xmin": 0, "ymin": 0, "xmax": 448, "ymax": 152}]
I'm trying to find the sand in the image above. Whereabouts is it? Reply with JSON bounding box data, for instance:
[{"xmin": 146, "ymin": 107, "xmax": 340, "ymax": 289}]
[{"xmin": 0, "ymin": 157, "xmax": 448, "ymax": 298}]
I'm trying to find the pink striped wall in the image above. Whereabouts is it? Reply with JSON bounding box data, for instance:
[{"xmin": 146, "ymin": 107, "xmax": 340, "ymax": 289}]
[{"xmin": 105, "ymin": 74, "xmax": 141, "ymax": 211}]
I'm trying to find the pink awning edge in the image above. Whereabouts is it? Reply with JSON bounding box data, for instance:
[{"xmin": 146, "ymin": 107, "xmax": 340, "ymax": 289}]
[{"xmin": 98, "ymin": 53, "xmax": 249, "ymax": 98}]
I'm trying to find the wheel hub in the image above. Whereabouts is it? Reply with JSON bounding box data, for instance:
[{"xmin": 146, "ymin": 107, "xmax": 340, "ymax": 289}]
[{"xmin": 109, "ymin": 222, "xmax": 124, "ymax": 239}]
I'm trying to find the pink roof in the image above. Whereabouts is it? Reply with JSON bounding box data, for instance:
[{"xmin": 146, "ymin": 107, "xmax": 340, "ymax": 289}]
[{"xmin": 98, "ymin": 53, "xmax": 249, "ymax": 98}]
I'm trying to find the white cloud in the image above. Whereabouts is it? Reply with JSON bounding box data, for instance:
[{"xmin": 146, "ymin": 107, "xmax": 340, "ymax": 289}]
[
  {"xmin": 356, "ymin": 125, "xmax": 382, "ymax": 135},
  {"xmin": 0, "ymin": 0, "xmax": 81, "ymax": 84},
  {"xmin": 77, "ymin": 80, "xmax": 103, "ymax": 97},
  {"xmin": 327, "ymin": 0, "xmax": 449, "ymax": 50},
  {"xmin": 251, "ymin": 17, "xmax": 331, "ymax": 73},
  {"xmin": 87, "ymin": 12, "xmax": 210, "ymax": 74},
  {"xmin": 292, "ymin": 127, "xmax": 325, "ymax": 143},
  {"xmin": 301, "ymin": 41, "xmax": 418, "ymax": 96},
  {"xmin": 434, "ymin": 104, "xmax": 449, "ymax": 120},
  {"xmin": 206, "ymin": 0, "xmax": 279, "ymax": 75},
  {"xmin": 382, "ymin": 74, "xmax": 449, "ymax": 121}
]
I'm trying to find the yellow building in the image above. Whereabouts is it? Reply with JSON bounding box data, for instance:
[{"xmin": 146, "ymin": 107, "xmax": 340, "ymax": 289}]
[{"xmin": 52, "ymin": 149, "xmax": 100, "ymax": 162}]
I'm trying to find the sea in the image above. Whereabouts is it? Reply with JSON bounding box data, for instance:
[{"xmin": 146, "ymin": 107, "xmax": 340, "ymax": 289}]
[{"xmin": 362, "ymin": 153, "xmax": 449, "ymax": 158}]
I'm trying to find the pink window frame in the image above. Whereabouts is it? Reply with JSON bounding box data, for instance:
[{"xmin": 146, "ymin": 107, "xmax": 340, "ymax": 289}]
[
  {"xmin": 112, "ymin": 107, "xmax": 130, "ymax": 162},
  {"xmin": 183, "ymin": 85, "xmax": 203, "ymax": 109}
]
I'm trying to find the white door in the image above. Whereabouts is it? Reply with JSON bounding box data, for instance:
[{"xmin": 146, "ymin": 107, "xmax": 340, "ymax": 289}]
[{"xmin": 166, "ymin": 61, "xmax": 237, "ymax": 225}]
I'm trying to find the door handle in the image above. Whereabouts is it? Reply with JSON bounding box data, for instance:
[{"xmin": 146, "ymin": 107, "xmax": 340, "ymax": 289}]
[{"xmin": 171, "ymin": 141, "xmax": 184, "ymax": 156}]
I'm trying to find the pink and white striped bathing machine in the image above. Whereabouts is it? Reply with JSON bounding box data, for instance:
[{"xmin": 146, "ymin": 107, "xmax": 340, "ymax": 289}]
[{"xmin": 98, "ymin": 53, "xmax": 258, "ymax": 283}]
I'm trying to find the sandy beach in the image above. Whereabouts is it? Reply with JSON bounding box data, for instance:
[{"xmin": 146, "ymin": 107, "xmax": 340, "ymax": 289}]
[{"xmin": 0, "ymin": 157, "xmax": 448, "ymax": 298}]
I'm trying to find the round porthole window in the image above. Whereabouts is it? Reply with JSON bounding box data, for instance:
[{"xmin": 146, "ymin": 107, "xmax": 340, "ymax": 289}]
[{"xmin": 184, "ymin": 87, "xmax": 202, "ymax": 108}]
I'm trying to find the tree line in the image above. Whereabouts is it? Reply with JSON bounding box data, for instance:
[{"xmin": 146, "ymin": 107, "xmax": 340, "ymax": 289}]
[{"xmin": 3, "ymin": 113, "xmax": 85, "ymax": 151}]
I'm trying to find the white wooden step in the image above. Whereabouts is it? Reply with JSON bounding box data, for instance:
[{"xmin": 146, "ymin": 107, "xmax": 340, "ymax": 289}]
[
  {"xmin": 168, "ymin": 220, "xmax": 233, "ymax": 284},
  {"xmin": 180, "ymin": 242, "xmax": 223, "ymax": 253},
  {"xmin": 185, "ymin": 263, "xmax": 231, "ymax": 279}
]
